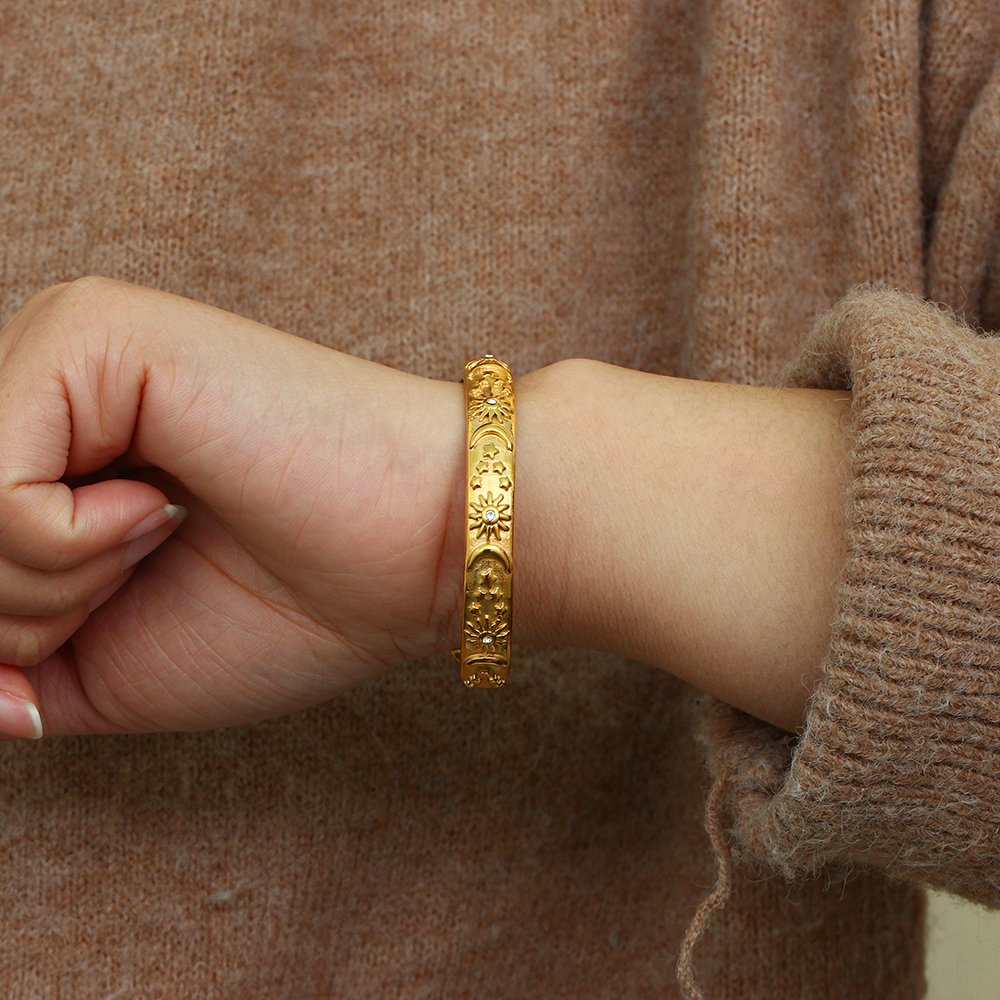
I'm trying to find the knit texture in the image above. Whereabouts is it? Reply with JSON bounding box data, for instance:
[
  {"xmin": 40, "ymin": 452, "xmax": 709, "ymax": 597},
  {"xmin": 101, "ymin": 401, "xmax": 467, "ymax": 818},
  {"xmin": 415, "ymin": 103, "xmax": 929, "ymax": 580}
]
[
  {"xmin": 0, "ymin": 2, "xmax": 998, "ymax": 998},
  {"xmin": 678, "ymin": 285, "xmax": 1000, "ymax": 996}
]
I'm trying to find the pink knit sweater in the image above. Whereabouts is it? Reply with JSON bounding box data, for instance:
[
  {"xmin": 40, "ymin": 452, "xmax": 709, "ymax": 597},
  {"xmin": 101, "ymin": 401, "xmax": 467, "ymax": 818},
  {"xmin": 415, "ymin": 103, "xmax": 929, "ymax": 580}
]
[{"xmin": 1, "ymin": 2, "xmax": 998, "ymax": 997}]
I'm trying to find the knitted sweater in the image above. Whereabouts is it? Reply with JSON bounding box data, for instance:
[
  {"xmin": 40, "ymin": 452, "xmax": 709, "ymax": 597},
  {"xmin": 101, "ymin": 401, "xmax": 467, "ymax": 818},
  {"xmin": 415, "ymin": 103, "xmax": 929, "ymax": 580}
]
[{"xmin": 2, "ymin": 2, "xmax": 998, "ymax": 998}]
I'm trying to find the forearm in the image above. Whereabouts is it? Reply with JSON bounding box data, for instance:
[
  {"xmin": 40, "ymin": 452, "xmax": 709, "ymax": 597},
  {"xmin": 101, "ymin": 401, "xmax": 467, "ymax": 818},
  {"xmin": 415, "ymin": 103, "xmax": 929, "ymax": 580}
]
[
  {"xmin": 538, "ymin": 359, "xmax": 855, "ymax": 733},
  {"xmin": 434, "ymin": 358, "xmax": 853, "ymax": 734}
]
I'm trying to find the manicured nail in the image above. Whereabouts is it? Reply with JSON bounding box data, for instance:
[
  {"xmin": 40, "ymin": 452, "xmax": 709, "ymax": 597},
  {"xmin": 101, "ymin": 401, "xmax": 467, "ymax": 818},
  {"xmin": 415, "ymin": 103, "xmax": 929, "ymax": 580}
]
[
  {"xmin": 0, "ymin": 692, "xmax": 43, "ymax": 739},
  {"xmin": 122, "ymin": 503, "xmax": 189, "ymax": 543}
]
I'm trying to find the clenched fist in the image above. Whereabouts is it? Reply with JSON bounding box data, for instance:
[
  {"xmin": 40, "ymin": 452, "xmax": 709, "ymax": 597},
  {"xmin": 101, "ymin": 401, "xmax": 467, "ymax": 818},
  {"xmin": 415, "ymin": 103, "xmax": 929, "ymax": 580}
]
[{"xmin": 0, "ymin": 276, "xmax": 476, "ymax": 737}]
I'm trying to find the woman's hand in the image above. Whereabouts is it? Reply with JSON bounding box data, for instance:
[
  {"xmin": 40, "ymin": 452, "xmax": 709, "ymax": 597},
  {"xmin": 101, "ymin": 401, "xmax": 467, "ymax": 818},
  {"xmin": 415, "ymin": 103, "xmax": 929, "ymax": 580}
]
[
  {"xmin": 0, "ymin": 275, "xmax": 851, "ymax": 740},
  {"xmin": 0, "ymin": 276, "xmax": 476, "ymax": 736}
]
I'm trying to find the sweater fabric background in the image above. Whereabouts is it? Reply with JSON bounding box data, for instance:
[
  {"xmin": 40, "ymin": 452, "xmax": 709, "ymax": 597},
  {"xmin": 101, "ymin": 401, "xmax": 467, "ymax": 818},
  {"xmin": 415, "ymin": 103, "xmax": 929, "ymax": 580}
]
[{"xmin": 1, "ymin": 2, "xmax": 999, "ymax": 998}]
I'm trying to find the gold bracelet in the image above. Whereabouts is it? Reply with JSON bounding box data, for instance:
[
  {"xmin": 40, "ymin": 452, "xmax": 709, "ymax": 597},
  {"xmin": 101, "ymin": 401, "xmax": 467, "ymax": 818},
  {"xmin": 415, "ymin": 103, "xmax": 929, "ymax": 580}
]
[{"xmin": 449, "ymin": 354, "xmax": 515, "ymax": 687}]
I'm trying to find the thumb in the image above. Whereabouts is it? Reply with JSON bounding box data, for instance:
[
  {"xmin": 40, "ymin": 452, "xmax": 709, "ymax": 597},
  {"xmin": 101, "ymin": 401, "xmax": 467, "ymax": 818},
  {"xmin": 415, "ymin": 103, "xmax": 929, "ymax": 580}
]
[
  {"xmin": 0, "ymin": 477, "xmax": 175, "ymax": 574},
  {"xmin": 0, "ymin": 325, "xmax": 173, "ymax": 570}
]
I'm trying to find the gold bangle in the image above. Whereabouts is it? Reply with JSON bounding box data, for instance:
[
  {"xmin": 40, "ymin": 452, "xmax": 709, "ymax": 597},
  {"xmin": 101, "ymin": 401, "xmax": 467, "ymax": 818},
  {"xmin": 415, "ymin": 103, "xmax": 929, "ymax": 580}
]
[{"xmin": 449, "ymin": 354, "xmax": 515, "ymax": 687}]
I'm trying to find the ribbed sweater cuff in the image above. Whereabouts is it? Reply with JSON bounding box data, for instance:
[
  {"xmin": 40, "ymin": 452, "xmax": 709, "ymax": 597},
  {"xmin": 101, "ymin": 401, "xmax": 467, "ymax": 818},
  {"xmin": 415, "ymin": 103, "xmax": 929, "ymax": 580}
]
[{"xmin": 692, "ymin": 283, "xmax": 1000, "ymax": 907}]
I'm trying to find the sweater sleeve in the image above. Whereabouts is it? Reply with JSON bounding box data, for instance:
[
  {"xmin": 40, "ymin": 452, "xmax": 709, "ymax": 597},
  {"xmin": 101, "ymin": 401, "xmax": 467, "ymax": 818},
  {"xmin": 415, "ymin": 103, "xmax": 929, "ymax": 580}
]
[{"xmin": 690, "ymin": 281, "xmax": 1000, "ymax": 908}]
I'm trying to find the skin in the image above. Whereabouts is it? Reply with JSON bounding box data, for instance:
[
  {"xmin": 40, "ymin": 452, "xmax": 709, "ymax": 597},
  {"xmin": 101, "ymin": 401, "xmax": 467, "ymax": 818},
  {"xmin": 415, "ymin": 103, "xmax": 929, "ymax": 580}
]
[
  {"xmin": 0, "ymin": 276, "xmax": 853, "ymax": 738},
  {"xmin": 434, "ymin": 358, "xmax": 855, "ymax": 733}
]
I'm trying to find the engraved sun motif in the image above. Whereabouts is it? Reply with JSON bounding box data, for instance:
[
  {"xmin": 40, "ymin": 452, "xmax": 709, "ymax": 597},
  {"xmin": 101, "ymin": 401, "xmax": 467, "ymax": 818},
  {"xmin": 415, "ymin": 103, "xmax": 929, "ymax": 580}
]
[
  {"xmin": 463, "ymin": 604, "xmax": 511, "ymax": 651},
  {"xmin": 468, "ymin": 491, "xmax": 512, "ymax": 542},
  {"xmin": 470, "ymin": 374, "xmax": 514, "ymax": 423}
]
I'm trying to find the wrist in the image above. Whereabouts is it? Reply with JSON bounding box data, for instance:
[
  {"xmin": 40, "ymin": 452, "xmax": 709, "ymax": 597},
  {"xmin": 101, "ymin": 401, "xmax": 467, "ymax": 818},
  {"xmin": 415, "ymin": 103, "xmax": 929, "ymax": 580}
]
[{"xmin": 426, "ymin": 356, "xmax": 854, "ymax": 735}]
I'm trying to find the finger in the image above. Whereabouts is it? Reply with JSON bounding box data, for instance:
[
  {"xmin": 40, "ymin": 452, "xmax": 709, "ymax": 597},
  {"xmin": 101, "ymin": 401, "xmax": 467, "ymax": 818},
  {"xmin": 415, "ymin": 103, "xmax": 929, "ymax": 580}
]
[
  {"xmin": 18, "ymin": 565, "xmax": 174, "ymax": 737},
  {"xmin": 17, "ymin": 565, "xmax": 147, "ymax": 738},
  {"xmin": 0, "ymin": 604, "xmax": 91, "ymax": 668},
  {"xmin": 20, "ymin": 648, "xmax": 124, "ymax": 737},
  {"xmin": 0, "ymin": 331, "xmax": 174, "ymax": 570},
  {"xmin": 0, "ymin": 663, "xmax": 42, "ymax": 739},
  {"xmin": 0, "ymin": 511, "xmax": 187, "ymax": 662},
  {"xmin": 0, "ymin": 507, "xmax": 186, "ymax": 616},
  {"xmin": 22, "ymin": 516, "xmax": 270, "ymax": 736},
  {"xmin": 0, "ymin": 477, "xmax": 177, "ymax": 574},
  {"xmin": 0, "ymin": 530, "xmax": 185, "ymax": 665}
]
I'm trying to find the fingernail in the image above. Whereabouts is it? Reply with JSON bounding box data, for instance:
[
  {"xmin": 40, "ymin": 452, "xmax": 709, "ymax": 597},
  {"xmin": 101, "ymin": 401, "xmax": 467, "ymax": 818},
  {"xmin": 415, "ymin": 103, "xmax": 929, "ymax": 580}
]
[
  {"xmin": 122, "ymin": 505, "xmax": 188, "ymax": 570},
  {"xmin": 122, "ymin": 503, "xmax": 189, "ymax": 543},
  {"xmin": 0, "ymin": 692, "xmax": 43, "ymax": 739}
]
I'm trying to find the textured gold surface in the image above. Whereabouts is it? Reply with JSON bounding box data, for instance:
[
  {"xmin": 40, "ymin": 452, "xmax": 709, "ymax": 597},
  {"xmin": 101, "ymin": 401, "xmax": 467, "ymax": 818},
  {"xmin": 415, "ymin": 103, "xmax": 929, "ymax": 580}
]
[{"xmin": 450, "ymin": 355, "xmax": 515, "ymax": 687}]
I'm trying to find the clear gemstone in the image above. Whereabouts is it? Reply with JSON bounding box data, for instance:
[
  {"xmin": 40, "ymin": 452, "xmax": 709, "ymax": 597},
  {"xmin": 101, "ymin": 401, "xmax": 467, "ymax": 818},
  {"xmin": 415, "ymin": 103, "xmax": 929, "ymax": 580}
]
[
  {"xmin": 483, "ymin": 508, "xmax": 498, "ymax": 523},
  {"xmin": 486, "ymin": 397, "xmax": 497, "ymax": 405},
  {"xmin": 480, "ymin": 633, "xmax": 494, "ymax": 644},
  {"xmin": 484, "ymin": 353, "xmax": 494, "ymax": 358}
]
